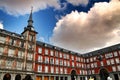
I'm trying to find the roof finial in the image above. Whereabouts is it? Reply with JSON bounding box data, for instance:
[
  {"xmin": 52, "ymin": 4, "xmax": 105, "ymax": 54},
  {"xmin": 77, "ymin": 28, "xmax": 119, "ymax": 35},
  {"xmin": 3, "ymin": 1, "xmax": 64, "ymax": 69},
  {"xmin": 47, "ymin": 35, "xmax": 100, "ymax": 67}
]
[{"xmin": 31, "ymin": 6, "xmax": 33, "ymax": 14}]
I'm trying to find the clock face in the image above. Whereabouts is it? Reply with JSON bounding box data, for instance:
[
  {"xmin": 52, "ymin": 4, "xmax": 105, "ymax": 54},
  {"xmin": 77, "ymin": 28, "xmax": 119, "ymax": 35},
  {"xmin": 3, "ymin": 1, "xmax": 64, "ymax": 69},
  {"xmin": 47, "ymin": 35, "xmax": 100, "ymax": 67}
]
[{"xmin": 31, "ymin": 27, "xmax": 34, "ymax": 31}]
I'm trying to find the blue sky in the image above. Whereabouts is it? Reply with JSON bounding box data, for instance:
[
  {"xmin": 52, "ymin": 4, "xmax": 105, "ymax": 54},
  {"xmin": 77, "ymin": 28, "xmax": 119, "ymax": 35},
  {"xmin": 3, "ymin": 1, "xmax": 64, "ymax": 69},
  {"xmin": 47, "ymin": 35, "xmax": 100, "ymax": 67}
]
[{"xmin": 0, "ymin": 0, "xmax": 120, "ymax": 53}]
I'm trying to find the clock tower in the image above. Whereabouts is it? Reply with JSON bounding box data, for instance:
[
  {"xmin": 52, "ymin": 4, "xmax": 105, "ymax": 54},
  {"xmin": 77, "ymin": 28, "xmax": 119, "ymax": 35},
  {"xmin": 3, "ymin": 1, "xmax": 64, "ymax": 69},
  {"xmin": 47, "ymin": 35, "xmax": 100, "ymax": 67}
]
[{"xmin": 21, "ymin": 8, "xmax": 37, "ymax": 72}]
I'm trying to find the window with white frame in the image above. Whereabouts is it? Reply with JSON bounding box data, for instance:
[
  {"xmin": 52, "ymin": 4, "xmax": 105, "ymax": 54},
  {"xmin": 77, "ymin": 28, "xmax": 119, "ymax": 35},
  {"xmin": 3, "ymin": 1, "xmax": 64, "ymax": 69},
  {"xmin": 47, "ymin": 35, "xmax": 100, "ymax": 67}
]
[
  {"xmin": 51, "ymin": 66, "xmax": 54, "ymax": 73},
  {"xmin": 82, "ymin": 64, "xmax": 84, "ymax": 68},
  {"xmin": 112, "ymin": 66, "xmax": 116, "ymax": 72},
  {"xmin": 114, "ymin": 51, "xmax": 118, "ymax": 57},
  {"xmin": 94, "ymin": 62, "xmax": 97, "ymax": 67},
  {"xmin": 16, "ymin": 61, "xmax": 22, "ymax": 70},
  {"xmin": 105, "ymin": 54, "xmax": 109, "ymax": 59},
  {"xmin": 20, "ymin": 41, "xmax": 24, "ymax": 48},
  {"xmin": 90, "ymin": 58, "xmax": 93, "ymax": 62},
  {"xmin": 56, "ymin": 67, "xmax": 59, "ymax": 73},
  {"xmin": 115, "ymin": 58, "xmax": 119, "ymax": 64},
  {"xmin": 67, "ymin": 61, "xmax": 70, "ymax": 66},
  {"xmin": 18, "ymin": 51, "xmax": 24, "ymax": 58},
  {"xmin": 8, "ymin": 48, "xmax": 14, "ymax": 57},
  {"xmin": 107, "ymin": 60, "xmax": 110, "ymax": 65},
  {"xmin": 83, "ymin": 70, "xmax": 85, "ymax": 75},
  {"xmin": 87, "ymin": 59, "xmax": 89, "ymax": 63},
  {"xmin": 71, "ymin": 56, "xmax": 74, "ymax": 60},
  {"xmin": 50, "ymin": 58, "xmax": 54, "ymax": 64},
  {"xmin": 81, "ymin": 58, "xmax": 83, "ymax": 62},
  {"xmin": 101, "ymin": 61, "xmax": 104, "ymax": 66},
  {"xmin": 87, "ymin": 64, "xmax": 90, "ymax": 68},
  {"xmin": 64, "ymin": 60, "xmax": 67, "ymax": 66},
  {"xmin": 92, "ymin": 70, "xmax": 95, "ymax": 74},
  {"xmin": 26, "ymin": 63, "xmax": 32, "ymax": 71},
  {"xmin": 0, "ymin": 47, "xmax": 3, "ymax": 55},
  {"xmin": 76, "ymin": 63, "xmax": 79, "ymax": 67},
  {"xmin": 77, "ymin": 57, "xmax": 80, "ymax": 62},
  {"xmin": 72, "ymin": 62, "xmax": 74, "ymax": 67},
  {"xmin": 91, "ymin": 63, "xmax": 94, "ymax": 68},
  {"xmin": 88, "ymin": 70, "xmax": 91, "ymax": 75},
  {"xmin": 60, "ymin": 68, "xmax": 63, "ymax": 74},
  {"xmin": 27, "ymin": 53, "xmax": 33, "ymax": 60},
  {"xmin": 50, "ymin": 50, "xmax": 54, "ymax": 56},
  {"xmin": 109, "ymin": 53, "xmax": 113, "ymax": 58},
  {"xmin": 64, "ymin": 68, "xmax": 67, "ymax": 74},
  {"xmin": 55, "ymin": 51, "xmax": 58, "ymax": 57},
  {"xmin": 45, "ymin": 57, "xmax": 49, "ymax": 64},
  {"xmin": 55, "ymin": 59, "xmax": 59, "ymax": 65},
  {"xmin": 6, "ymin": 60, "xmax": 12, "ymax": 69},
  {"xmin": 80, "ymin": 70, "xmax": 82, "ymax": 74},
  {"xmin": 110, "ymin": 59, "xmax": 114, "ymax": 64},
  {"xmin": 119, "ymin": 51, "xmax": 120, "ymax": 55},
  {"xmin": 0, "ymin": 36, "xmax": 6, "ymax": 43},
  {"xmin": 38, "ymin": 56, "xmax": 43, "ymax": 62},
  {"xmin": 64, "ymin": 54, "xmax": 67, "ymax": 59},
  {"xmin": 117, "ymin": 65, "xmax": 120, "ymax": 71},
  {"xmin": 38, "ymin": 65, "xmax": 42, "ymax": 72},
  {"xmin": 94, "ymin": 57, "xmax": 96, "ymax": 61},
  {"xmin": 67, "ymin": 54, "xmax": 69, "ymax": 59},
  {"xmin": 45, "ymin": 49, "xmax": 48, "ymax": 55},
  {"xmin": 38, "ymin": 47, "xmax": 42, "ymax": 54},
  {"xmin": 29, "ymin": 35, "xmax": 34, "ymax": 41},
  {"xmin": 60, "ymin": 60, "xmax": 63, "ymax": 65},
  {"xmin": 76, "ymin": 57, "xmax": 78, "ymax": 61},
  {"xmin": 60, "ymin": 53, "xmax": 62, "ymax": 58},
  {"xmin": 45, "ymin": 66, "xmax": 48, "ymax": 73}
]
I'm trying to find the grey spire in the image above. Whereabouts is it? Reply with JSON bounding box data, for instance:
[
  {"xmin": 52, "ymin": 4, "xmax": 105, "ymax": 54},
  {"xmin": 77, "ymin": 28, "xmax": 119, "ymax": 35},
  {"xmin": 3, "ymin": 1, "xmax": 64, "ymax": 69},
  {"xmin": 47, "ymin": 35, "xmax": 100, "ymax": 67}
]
[{"xmin": 27, "ymin": 7, "xmax": 33, "ymax": 27}]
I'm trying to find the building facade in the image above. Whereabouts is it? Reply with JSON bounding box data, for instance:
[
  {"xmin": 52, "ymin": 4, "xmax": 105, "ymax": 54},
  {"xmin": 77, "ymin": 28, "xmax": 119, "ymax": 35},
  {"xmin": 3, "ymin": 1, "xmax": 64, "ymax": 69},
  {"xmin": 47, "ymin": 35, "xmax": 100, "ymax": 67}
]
[
  {"xmin": 0, "ymin": 11, "xmax": 120, "ymax": 80},
  {"xmin": 0, "ymin": 10, "xmax": 37, "ymax": 80}
]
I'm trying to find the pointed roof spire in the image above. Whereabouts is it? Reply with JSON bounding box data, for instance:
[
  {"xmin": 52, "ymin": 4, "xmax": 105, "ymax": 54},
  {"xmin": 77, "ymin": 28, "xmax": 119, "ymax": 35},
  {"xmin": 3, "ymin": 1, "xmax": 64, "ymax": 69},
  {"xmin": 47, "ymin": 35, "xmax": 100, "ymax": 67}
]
[
  {"xmin": 22, "ymin": 7, "xmax": 38, "ymax": 34},
  {"xmin": 27, "ymin": 6, "xmax": 33, "ymax": 27}
]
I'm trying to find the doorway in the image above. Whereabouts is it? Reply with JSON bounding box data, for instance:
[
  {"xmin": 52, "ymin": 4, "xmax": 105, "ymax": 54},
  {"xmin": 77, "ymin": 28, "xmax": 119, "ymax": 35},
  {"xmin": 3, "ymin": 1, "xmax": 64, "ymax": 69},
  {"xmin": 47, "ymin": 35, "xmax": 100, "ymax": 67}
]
[
  {"xmin": 3, "ymin": 73, "xmax": 11, "ymax": 80},
  {"xmin": 114, "ymin": 74, "xmax": 119, "ymax": 80},
  {"xmin": 71, "ymin": 70, "xmax": 77, "ymax": 80},
  {"xmin": 99, "ymin": 68, "xmax": 109, "ymax": 80}
]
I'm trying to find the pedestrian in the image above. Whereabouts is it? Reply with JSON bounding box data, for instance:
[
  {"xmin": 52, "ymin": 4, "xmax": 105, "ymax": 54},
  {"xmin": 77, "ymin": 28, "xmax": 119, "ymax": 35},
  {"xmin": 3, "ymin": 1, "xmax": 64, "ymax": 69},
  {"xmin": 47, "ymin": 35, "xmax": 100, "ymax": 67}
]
[{"xmin": 15, "ymin": 74, "xmax": 21, "ymax": 80}]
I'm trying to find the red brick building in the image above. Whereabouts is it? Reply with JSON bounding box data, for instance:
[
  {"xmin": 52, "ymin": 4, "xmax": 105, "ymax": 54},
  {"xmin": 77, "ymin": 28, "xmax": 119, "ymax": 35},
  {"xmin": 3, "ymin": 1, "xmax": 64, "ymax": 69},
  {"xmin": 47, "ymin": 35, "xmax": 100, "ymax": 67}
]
[
  {"xmin": 35, "ymin": 41, "xmax": 120, "ymax": 80},
  {"xmin": 35, "ymin": 41, "xmax": 87, "ymax": 80}
]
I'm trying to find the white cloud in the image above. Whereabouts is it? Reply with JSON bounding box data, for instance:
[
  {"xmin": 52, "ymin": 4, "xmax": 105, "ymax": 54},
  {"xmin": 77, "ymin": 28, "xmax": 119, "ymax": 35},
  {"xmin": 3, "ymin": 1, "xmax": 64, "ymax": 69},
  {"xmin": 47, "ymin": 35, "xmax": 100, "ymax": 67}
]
[
  {"xmin": 66, "ymin": 0, "xmax": 89, "ymax": 6},
  {"xmin": 0, "ymin": 22, "xmax": 4, "ymax": 29},
  {"xmin": 39, "ymin": 36, "xmax": 45, "ymax": 42},
  {"xmin": 0, "ymin": 0, "xmax": 60, "ymax": 16},
  {"xmin": 50, "ymin": 0, "xmax": 120, "ymax": 53}
]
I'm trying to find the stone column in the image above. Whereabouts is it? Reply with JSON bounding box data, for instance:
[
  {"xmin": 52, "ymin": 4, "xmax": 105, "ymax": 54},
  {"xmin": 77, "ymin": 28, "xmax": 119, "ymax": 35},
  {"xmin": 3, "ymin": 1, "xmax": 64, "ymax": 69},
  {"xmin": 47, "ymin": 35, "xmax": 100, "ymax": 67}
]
[
  {"xmin": 68, "ymin": 76, "xmax": 71, "ymax": 80},
  {"xmin": 76, "ymin": 76, "xmax": 78, "ymax": 80},
  {"xmin": 96, "ymin": 75, "xmax": 100, "ymax": 80},
  {"xmin": 109, "ymin": 74, "xmax": 115, "ymax": 80},
  {"xmin": 54, "ymin": 76, "xmax": 56, "ymax": 80},
  {"xmin": 49, "ymin": 76, "xmax": 50, "ymax": 80},
  {"xmin": 85, "ymin": 76, "xmax": 88, "ymax": 80},
  {"xmin": 118, "ymin": 73, "xmax": 120, "ymax": 80},
  {"xmin": 42, "ymin": 76, "xmax": 44, "ymax": 80},
  {"xmin": 59, "ymin": 76, "xmax": 60, "ymax": 80}
]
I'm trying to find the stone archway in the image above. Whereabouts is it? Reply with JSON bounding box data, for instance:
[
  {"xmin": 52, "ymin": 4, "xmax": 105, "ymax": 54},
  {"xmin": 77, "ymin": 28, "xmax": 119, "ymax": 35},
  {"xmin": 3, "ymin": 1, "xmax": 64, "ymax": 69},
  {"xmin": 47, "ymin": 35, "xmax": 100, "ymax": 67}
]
[
  {"xmin": 3, "ymin": 73, "xmax": 11, "ymax": 80},
  {"xmin": 71, "ymin": 70, "xmax": 77, "ymax": 80},
  {"xmin": 15, "ymin": 74, "xmax": 21, "ymax": 80},
  {"xmin": 99, "ymin": 68, "xmax": 109, "ymax": 80}
]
